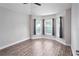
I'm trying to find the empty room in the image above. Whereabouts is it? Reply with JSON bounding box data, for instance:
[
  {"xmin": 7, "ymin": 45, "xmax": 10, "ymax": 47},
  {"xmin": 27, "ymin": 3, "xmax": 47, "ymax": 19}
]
[{"xmin": 0, "ymin": 3, "xmax": 79, "ymax": 56}]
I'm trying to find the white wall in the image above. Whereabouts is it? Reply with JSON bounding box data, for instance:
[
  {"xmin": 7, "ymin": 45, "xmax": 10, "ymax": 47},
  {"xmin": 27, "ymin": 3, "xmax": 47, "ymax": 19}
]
[
  {"xmin": 71, "ymin": 4, "xmax": 79, "ymax": 55},
  {"xmin": 64, "ymin": 8, "xmax": 71, "ymax": 45},
  {"xmin": 0, "ymin": 6, "xmax": 30, "ymax": 48}
]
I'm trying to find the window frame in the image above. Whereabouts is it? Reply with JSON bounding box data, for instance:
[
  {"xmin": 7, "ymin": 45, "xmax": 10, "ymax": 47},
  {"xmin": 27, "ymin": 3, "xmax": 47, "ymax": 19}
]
[{"xmin": 44, "ymin": 19, "xmax": 52, "ymax": 35}]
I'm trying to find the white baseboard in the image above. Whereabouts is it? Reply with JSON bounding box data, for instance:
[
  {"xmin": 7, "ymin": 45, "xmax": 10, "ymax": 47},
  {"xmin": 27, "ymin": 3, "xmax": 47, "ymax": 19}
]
[
  {"xmin": 0, "ymin": 35, "xmax": 71, "ymax": 52},
  {"xmin": 71, "ymin": 46, "xmax": 76, "ymax": 56},
  {"xmin": 0, "ymin": 37, "xmax": 30, "ymax": 50},
  {"xmin": 32, "ymin": 35, "xmax": 42, "ymax": 39},
  {"xmin": 32, "ymin": 35, "xmax": 71, "ymax": 46},
  {"xmin": 55, "ymin": 38, "xmax": 71, "ymax": 46},
  {"xmin": 65, "ymin": 43, "xmax": 71, "ymax": 46}
]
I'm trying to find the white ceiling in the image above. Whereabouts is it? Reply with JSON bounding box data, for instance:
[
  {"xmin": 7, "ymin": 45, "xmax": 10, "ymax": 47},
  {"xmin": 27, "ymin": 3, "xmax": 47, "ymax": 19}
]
[{"xmin": 0, "ymin": 3, "xmax": 72, "ymax": 15}]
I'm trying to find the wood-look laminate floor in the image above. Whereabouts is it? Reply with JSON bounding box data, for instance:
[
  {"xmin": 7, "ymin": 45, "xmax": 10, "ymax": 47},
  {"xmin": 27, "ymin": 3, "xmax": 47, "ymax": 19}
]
[{"xmin": 0, "ymin": 39, "xmax": 72, "ymax": 56}]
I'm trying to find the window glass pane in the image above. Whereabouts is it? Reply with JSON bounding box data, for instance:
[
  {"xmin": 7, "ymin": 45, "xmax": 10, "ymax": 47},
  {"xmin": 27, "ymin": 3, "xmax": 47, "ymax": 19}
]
[
  {"xmin": 45, "ymin": 19, "xmax": 52, "ymax": 35},
  {"xmin": 36, "ymin": 20, "xmax": 41, "ymax": 34},
  {"xmin": 56, "ymin": 17, "xmax": 60, "ymax": 37}
]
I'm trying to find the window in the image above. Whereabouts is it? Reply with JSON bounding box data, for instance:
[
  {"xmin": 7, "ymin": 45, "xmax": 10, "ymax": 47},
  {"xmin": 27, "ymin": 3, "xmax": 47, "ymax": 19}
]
[
  {"xmin": 56, "ymin": 17, "xmax": 60, "ymax": 38},
  {"xmin": 56, "ymin": 16, "xmax": 63, "ymax": 38},
  {"xmin": 36, "ymin": 19, "xmax": 41, "ymax": 35},
  {"xmin": 45, "ymin": 19, "xmax": 52, "ymax": 35}
]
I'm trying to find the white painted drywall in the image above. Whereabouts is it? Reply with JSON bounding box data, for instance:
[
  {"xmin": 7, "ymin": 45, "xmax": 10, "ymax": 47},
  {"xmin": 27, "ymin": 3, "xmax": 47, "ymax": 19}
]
[
  {"xmin": 0, "ymin": 6, "xmax": 30, "ymax": 48},
  {"xmin": 0, "ymin": 3, "xmax": 71, "ymax": 16},
  {"xmin": 71, "ymin": 4, "xmax": 79, "ymax": 55},
  {"xmin": 64, "ymin": 8, "xmax": 71, "ymax": 46},
  {"xmin": 32, "ymin": 3, "xmax": 71, "ymax": 16}
]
